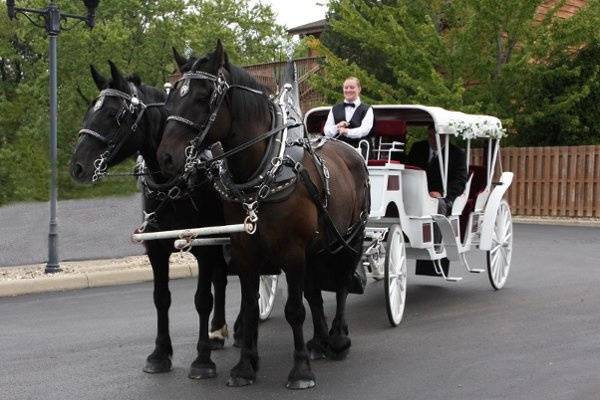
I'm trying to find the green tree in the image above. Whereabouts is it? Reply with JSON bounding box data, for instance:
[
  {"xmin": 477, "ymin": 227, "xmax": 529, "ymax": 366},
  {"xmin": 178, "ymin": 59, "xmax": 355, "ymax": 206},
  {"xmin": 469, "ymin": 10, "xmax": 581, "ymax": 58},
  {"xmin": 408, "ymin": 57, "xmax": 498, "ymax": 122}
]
[
  {"xmin": 314, "ymin": 0, "xmax": 600, "ymax": 146},
  {"xmin": 0, "ymin": 0, "xmax": 288, "ymax": 205}
]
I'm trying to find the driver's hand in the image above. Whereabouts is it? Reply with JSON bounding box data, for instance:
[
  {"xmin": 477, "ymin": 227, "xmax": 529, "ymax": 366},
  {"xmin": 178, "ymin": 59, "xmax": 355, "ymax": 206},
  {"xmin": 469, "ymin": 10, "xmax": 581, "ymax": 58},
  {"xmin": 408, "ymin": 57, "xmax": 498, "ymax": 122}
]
[{"xmin": 429, "ymin": 191, "xmax": 442, "ymax": 198}]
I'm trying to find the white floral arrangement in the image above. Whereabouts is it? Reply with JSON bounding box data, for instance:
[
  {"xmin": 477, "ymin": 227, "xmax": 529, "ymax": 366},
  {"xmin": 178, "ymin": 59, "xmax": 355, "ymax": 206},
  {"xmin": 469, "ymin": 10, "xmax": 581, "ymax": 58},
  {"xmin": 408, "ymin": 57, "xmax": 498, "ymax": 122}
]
[
  {"xmin": 449, "ymin": 118, "xmax": 507, "ymax": 139},
  {"xmin": 479, "ymin": 119, "xmax": 507, "ymax": 139},
  {"xmin": 448, "ymin": 119, "xmax": 478, "ymax": 139}
]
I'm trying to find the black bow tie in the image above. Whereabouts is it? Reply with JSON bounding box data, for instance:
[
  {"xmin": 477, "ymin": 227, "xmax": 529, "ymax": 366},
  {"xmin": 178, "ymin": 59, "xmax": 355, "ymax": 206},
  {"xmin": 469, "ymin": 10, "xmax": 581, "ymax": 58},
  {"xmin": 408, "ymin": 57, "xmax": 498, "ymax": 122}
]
[{"xmin": 344, "ymin": 102, "xmax": 355, "ymax": 108}]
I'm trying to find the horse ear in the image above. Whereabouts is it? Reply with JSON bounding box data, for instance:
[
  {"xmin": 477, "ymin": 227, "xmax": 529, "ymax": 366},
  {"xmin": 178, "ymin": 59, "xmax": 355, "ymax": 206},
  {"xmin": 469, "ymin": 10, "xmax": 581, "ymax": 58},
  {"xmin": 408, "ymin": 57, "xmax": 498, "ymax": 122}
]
[
  {"xmin": 213, "ymin": 39, "xmax": 228, "ymax": 70},
  {"xmin": 108, "ymin": 60, "xmax": 129, "ymax": 92},
  {"xmin": 172, "ymin": 47, "xmax": 187, "ymax": 70},
  {"xmin": 90, "ymin": 64, "xmax": 107, "ymax": 90}
]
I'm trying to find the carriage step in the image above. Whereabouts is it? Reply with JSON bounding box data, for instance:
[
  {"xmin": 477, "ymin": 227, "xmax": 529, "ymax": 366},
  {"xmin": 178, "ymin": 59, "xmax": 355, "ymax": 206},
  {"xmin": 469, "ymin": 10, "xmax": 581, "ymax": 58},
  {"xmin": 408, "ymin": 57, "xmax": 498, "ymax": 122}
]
[
  {"xmin": 468, "ymin": 268, "xmax": 485, "ymax": 274},
  {"xmin": 433, "ymin": 259, "xmax": 463, "ymax": 282}
]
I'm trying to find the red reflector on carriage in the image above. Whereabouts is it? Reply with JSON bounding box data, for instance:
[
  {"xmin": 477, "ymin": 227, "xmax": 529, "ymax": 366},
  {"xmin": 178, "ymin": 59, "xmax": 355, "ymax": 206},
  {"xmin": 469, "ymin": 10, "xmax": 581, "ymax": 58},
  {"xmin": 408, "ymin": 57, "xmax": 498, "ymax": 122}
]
[
  {"xmin": 387, "ymin": 175, "xmax": 399, "ymax": 191},
  {"xmin": 422, "ymin": 223, "xmax": 432, "ymax": 243}
]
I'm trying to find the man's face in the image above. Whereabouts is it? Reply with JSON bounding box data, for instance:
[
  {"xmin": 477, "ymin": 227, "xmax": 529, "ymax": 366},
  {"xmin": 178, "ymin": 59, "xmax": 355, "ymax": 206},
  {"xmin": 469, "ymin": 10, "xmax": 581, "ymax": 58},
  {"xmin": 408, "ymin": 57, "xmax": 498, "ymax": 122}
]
[{"xmin": 343, "ymin": 79, "xmax": 360, "ymax": 102}]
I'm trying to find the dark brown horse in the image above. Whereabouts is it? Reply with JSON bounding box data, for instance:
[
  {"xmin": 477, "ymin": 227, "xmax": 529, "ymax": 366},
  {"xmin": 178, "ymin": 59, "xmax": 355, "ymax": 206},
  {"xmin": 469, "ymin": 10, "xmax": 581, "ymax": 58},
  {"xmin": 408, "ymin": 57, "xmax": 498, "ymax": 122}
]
[
  {"xmin": 157, "ymin": 41, "xmax": 370, "ymax": 389},
  {"xmin": 70, "ymin": 60, "xmax": 232, "ymax": 378}
]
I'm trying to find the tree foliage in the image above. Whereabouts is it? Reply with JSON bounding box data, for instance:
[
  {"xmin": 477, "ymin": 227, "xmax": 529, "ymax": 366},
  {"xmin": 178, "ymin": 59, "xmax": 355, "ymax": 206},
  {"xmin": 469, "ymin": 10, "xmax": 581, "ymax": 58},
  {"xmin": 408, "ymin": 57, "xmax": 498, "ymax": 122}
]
[
  {"xmin": 315, "ymin": 0, "xmax": 600, "ymax": 146},
  {"xmin": 0, "ymin": 0, "xmax": 288, "ymax": 205}
]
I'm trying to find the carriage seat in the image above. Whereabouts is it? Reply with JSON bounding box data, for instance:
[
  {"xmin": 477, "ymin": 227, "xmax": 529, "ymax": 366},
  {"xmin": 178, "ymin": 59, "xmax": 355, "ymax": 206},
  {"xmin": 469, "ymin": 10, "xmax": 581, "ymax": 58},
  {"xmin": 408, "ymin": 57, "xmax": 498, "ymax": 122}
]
[
  {"xmin": 401, "ymin": 168, "xmax": 439, "ymax": 217},
  {"xmin": 366, "ymin": 119, "xmax": 407, "ymax": 166},
  {"xmin": 450, "ymin": 174, "xmax": 473, "ymax": 216},
  {"xmin": 459, "ymin": 165, "xmax": 487, "ymax": 240}
]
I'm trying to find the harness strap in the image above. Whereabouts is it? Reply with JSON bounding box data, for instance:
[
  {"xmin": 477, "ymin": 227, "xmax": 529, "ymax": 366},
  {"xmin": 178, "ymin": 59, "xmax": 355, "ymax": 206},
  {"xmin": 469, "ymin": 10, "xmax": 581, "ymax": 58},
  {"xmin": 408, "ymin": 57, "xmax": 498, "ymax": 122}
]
[
  {"xmin": 295, "ymin": 164, "xmax": 360, "ymax": 256},
  {"xmin": 78, "ymin": 128, "xmax": 109, "ymax": 144},
  {"xmin": 204, "ymin": 122, "xmax": 300, "ymax": 168}
]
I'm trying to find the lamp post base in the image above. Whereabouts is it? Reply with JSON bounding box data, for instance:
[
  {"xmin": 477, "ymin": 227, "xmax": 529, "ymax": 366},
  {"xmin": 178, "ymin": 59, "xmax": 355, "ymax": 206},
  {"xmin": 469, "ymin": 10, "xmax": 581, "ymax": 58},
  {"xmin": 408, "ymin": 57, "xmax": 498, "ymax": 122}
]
[{"xmin": 45, "ymin": 264, "xmax": 62, "ymax": 274}]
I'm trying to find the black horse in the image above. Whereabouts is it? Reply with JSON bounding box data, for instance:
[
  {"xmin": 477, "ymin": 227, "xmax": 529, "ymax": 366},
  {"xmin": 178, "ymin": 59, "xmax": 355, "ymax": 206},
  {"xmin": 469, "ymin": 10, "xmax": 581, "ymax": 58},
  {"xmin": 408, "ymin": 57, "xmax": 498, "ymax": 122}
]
[
  {"xmin": 157, "ymin": 41, "xmax": 370, "ymax": 389},
  {"xmin": 70, "ymin": 60, "xmax": 231, "ymax": 378}
]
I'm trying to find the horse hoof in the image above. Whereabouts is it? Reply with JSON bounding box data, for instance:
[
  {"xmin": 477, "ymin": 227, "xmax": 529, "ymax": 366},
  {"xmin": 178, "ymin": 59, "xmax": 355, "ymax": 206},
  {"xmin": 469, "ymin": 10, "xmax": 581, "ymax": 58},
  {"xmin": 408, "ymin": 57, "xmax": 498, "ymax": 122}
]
[
  {"xmin": 327, "ymin": 348, "xmax": 350, "ymax": 361},
  {"xmin": 188, "ymin": 365, "xmax": 217, "ymax": 379},
  {"xmin": 286, "ymin": 379, "xmax": 316, "ymax": 390},
  {"xmin": 209, "ymin": 338, "xmax": 225, "ymax": 350},
  {"xmin": 226, "ymin": 376, "xmax": 254, "ymax": 387},
  {"xmin": 143, "ymin": 358, "xmax": 172, "ymax": 374}
]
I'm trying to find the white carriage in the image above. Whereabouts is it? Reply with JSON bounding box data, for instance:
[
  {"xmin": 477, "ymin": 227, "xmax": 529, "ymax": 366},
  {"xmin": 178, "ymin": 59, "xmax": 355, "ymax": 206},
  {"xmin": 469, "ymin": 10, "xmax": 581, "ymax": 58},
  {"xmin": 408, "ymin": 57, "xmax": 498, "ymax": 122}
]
[{"xmin": 305, "ymin": 105, "xmax": 514, "ymax": 326}]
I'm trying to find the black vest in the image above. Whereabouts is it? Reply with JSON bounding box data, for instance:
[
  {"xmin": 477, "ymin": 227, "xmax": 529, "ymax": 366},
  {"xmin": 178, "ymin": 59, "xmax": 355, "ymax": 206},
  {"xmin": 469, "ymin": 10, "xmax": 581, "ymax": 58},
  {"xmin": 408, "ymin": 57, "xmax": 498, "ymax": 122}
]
[{"xmin": 332, "ymin": 101, "xmax": 372, "ymax": 147}]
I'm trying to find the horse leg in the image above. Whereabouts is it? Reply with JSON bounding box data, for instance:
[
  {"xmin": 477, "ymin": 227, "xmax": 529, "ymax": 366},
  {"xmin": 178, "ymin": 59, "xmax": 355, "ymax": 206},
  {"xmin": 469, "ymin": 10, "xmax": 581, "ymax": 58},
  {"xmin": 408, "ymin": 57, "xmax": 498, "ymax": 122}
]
[
  {"xmin": 227, "ymin": 269, "xmax": 260, "ymax": 387},
  {"xmin": 143, "ymin": 243, "xmax": 173, "ymax": 373},
  {"xmin": 227, "ymin": 254, "xmax": 244, "ymax": 348},
  {"xmin": 303, "ymin": 270, "xmax": 329, "ymax": 361},
  {"xmin": 208, "ymin": 248, "xmax": 228, "ymax": 350},
  {"xmin": 327, "ymin": 237, "xmax": 364, "ymax": 360},
  {"xmin": 232, "ymin": 298, "xmax": 244, "ymax": 348},
  {"xmin": 327, "ymin": 286, "xmax": 351, "ymax": 360},
  {"xmin": 283, "ymin": 255, "xmax": 315, "ymax": 390},
  {"xmin": 188, "ymin": 247, "xmax": 217, "ymax": 379}
]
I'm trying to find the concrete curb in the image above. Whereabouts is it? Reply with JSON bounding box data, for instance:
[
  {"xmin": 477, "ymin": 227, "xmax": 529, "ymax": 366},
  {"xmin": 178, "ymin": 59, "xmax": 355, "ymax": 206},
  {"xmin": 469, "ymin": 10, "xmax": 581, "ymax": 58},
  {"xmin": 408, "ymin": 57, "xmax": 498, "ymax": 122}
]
[
  {"xmin": 0, "ymin": 263, "xmax": 198, "ymax": 298},
  {"xmin": 513, "ymin": 216, "xmax": 600, "ymax": 227}
]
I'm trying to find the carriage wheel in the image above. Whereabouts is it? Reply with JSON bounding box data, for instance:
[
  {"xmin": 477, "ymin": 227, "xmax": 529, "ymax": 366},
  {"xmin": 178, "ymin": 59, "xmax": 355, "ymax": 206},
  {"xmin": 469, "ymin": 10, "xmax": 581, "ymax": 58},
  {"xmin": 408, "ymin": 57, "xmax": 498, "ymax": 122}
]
[
  {"xmin": 486, "ymin": 200, "xmax": 513, "ymax": 290},
  {"xmin": 258, "ymin": 274, "xmax": 278, "ymax": 321},
  {"xmin": 384, "ymin": 224, "xmax": 407, "ymax": 327}
]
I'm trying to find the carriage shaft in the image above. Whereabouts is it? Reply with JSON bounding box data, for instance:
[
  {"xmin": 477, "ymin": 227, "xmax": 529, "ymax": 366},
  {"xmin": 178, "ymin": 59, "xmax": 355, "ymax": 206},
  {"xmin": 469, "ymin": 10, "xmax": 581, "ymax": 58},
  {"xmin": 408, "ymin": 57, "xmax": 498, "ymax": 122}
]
[
  {"xmin": 174, "ymin": 237, "xmax": 230, "ymax": 249},
  {"xmin": 132, "ymin": 224, "xmax": 245, "ymax": 242}
]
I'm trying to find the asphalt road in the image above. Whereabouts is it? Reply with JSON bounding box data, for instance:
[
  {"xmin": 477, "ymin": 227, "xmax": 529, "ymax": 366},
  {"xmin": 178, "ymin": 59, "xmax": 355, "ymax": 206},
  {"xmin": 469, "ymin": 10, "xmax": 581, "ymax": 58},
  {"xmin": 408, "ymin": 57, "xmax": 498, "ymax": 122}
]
[
  {"xmin": 1, "ymin": 224, "xmax": 599, "ymax": 400},
  {"xmin": 0, "ymin": 194, "xmax": 144, "ymax": 267}
]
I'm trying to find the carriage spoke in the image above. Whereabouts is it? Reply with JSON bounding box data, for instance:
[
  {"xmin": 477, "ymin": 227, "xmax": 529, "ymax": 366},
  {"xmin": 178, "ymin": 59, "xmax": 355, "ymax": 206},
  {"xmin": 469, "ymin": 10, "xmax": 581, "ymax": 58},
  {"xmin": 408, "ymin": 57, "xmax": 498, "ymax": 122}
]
[{"xmin": 495, "ymin": 254, "xmax": 503, "ymax": 281}]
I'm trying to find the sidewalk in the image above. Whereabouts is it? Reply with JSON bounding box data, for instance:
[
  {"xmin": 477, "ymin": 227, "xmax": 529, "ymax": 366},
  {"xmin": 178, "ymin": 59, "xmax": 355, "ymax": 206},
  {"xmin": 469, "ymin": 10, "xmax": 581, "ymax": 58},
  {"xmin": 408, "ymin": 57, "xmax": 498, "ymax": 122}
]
[
  {"xmin": 1, "ymin": 217, "xmax": 598, "ymax": 298},
  {"xmin": 0, "ymin": 253, "xmax": 199, "ymax": 297}
]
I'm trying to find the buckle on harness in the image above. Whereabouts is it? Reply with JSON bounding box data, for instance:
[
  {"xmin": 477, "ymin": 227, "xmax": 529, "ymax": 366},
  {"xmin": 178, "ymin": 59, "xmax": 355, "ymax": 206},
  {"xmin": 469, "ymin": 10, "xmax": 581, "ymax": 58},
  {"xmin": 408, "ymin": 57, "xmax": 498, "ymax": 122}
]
[
  {"xmin": 258, "ymin": 185, "xmax": 271, "ymax": 199},
  {"xmin": 168, "ymin": 185, "xmax": 182, "ymax": 199},
  {"xmin": 243, "ymin": 201, "xmax": 258, "ymax": 235}
]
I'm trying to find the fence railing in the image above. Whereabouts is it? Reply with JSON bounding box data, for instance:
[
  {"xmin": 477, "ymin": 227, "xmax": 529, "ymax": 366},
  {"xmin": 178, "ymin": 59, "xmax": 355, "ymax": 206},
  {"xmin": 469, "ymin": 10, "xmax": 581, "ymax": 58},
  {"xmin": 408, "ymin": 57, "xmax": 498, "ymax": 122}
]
[
  {"xmin": 472, "ymin": 145, "xmax": 600, "ymax": 217},
  {"xmin": 244, "ymin": 57, "xmax": 323, "ymax": 112}
]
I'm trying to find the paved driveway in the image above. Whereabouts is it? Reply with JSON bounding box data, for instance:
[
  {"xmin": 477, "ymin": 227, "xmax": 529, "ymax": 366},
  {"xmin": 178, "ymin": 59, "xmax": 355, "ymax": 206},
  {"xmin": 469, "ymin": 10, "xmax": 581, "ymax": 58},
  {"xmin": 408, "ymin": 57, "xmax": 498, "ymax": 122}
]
[
  {"xmin": 1, "ymin": 224, "xmax": 599, "ymax": 399},
  {"xmin": 0, "ymin": 194, "xmax": 144, "ymax": 267}
]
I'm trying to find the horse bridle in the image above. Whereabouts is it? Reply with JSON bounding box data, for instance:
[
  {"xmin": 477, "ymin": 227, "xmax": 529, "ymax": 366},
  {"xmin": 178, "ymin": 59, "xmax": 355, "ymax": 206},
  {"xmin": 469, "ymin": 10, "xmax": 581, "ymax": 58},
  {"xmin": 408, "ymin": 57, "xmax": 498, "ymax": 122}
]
[
  {"xmin": 79, "ymin": 85, "xmax": 164, "ymax": 182},
  {"xmin": 165, "ymin": 69, "xmax": 266, "ymax": 173}
]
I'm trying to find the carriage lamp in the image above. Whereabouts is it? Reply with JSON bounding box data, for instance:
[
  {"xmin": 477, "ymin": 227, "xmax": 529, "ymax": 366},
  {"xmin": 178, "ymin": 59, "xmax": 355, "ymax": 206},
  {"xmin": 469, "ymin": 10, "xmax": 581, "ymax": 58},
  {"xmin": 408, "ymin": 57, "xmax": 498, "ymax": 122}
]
[{"xmin": 5, "ymin": 1, "xmax": 101, "ymax": 273}]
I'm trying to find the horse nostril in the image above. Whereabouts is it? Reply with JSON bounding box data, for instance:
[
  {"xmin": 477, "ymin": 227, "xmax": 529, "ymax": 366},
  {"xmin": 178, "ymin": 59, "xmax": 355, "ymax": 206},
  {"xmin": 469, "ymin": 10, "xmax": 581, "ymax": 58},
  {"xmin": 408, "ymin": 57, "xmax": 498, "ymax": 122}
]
[{"xmin": 72, "ymin": 163, "xmax": 84, "ymax": 178}]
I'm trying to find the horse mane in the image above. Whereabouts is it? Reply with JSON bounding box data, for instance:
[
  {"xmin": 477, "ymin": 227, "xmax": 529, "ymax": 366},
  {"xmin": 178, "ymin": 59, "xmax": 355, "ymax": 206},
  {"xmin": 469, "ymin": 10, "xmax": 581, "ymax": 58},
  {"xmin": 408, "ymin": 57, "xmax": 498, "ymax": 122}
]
[{"xmin": 183, "ymin": 54, "xmax": 271, "ymax": 128}]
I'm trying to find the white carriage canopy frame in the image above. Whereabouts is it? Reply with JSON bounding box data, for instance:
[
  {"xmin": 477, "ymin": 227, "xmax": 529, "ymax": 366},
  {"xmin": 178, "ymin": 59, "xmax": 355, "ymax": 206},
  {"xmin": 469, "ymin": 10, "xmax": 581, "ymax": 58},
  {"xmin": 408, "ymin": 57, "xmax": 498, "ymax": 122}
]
[{"xmin": 305, "ymin": 104, "xmax": 507, "ymax": 200}]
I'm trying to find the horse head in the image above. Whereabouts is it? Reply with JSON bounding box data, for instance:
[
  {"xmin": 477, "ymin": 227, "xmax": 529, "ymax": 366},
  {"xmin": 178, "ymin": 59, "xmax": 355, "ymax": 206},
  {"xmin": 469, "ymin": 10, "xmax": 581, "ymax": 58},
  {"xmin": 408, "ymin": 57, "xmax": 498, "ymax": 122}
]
[
  {"xmin": 158, "ymin": 40, "xmax": 270, "ymax": 180},
  {"xmin": 70, "ymin": 61, "xmax": 164, "ymax": 183}
]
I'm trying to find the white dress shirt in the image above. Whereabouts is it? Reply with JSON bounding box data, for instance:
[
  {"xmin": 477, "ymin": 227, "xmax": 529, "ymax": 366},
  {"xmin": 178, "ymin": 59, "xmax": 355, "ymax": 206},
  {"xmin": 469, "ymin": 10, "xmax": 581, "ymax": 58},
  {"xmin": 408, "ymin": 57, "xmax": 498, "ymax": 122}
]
[{"xmin": 323, "ymin": 97, "xmax": 374, "ymax": 139}]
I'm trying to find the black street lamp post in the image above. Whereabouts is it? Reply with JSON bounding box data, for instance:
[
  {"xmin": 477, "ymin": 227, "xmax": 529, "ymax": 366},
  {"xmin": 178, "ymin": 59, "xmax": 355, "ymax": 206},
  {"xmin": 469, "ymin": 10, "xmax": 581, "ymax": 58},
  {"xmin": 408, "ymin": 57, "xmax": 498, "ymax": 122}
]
[{"xmin": 6, "ymin": 1, "xmax": 100, "ymax": 273}]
